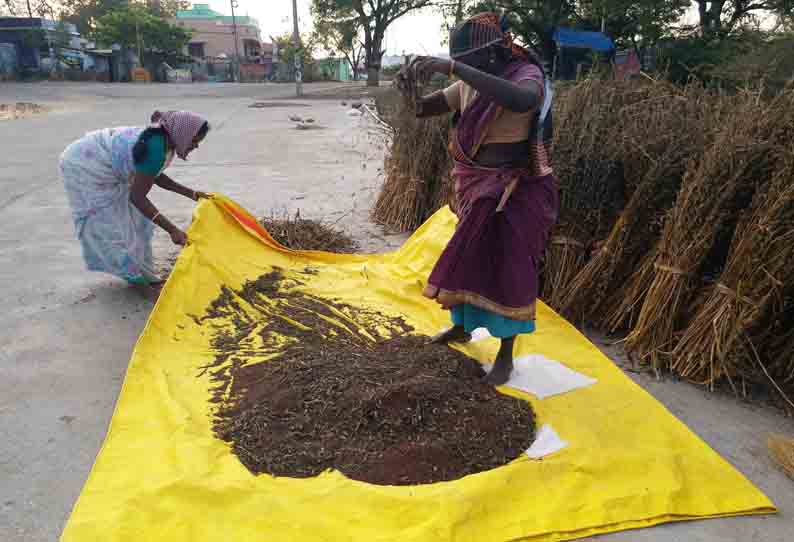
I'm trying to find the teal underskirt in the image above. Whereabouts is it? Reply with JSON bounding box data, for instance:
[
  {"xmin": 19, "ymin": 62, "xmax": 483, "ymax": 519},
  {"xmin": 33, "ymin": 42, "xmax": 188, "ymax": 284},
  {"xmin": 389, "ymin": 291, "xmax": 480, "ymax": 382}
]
[{"xmin": 451, "ymin": 303, "xmax": 536, "ymax": 339}]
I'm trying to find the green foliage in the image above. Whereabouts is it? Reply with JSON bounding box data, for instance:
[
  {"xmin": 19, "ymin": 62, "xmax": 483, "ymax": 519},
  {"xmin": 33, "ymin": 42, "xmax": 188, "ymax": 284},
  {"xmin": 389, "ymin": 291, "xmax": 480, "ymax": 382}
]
[
  {"xmin": 312, "ymin": 0, "xmax": 434, "ymax": 85},
  {"xmin": 94, "ymin": 5, "xmax": 191, "ymax": 55},
  {"xmin": 692, "ymin": 0, "xmax": 794, "ymax": 36},
  {"xmin": 61, "ymin": 0, "xmax": 129, "ymax": 35},
  {"xmin": 460, "ymin": 0, "xmax": 687, "ymax": 61},
  {"xmin": 312, "ymin": 5, "xmax": 363, "ymax": 80},
  {"xmin": 660, "ymin": 29, "xmax": 794, "ymax": 94},
  {"xmin": 273, "ymin": 32, "xmax": 316, "ymax": 70}
]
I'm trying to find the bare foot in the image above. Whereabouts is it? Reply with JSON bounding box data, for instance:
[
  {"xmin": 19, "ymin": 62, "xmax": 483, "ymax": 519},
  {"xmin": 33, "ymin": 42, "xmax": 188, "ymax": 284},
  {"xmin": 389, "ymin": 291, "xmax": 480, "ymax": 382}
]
[
  {"xmin": 429, "ymin": 326, "xmax": 472, "ymax": 345},
  {"xmin": 132, "ymin": 283, "xmax": 162, "ymax": 303},
  {"xmin": 484, "ymin": 354, "xmax": 514, "ymax": 386}
]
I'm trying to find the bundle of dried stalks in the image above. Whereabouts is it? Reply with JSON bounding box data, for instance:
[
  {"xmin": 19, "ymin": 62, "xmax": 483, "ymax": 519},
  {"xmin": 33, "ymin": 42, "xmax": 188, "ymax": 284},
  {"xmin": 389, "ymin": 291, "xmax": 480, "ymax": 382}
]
[
  {"xmin": 764, "ymin": 307, "xmax": 794, "ymax": 390},
  {"xmin": 372, "ymin": 74, "xmax": 453, "ymax": 232},
  {"xmin": 670, "ymin": 153, "xmax": 794, "ymax": 392},
  {"xmin": 373, "ymin": 113, "xmax": 453, "ymax": 231},
  {"xmin": 542, "ymin": 79, "xmax": 634, "ymax": 308},
  {"xmin": 624, "ymin": 87, "xmax": 793, "ymax": 369},
  {"xmin": 558, "ymin": 82, "xmax": 726, "ymax": 324},
  {"xmin": 768, "ymin": 435, "xmax": 794, "ymax": 480}
]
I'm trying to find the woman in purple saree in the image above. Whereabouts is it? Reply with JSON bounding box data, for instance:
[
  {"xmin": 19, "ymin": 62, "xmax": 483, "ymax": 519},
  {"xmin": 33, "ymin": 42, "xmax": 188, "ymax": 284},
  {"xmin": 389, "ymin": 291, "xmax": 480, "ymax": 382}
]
[{"xmin": 409, "ymin": 13, "xmax": 558, "ymax": 385}]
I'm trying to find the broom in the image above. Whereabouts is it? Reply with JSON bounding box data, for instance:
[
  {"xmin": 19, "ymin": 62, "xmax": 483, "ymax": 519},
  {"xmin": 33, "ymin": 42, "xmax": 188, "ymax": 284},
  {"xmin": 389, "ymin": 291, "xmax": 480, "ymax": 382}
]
[{"xmin": 768, "ymin": 435, "xmax": 794, "ymax": 480}]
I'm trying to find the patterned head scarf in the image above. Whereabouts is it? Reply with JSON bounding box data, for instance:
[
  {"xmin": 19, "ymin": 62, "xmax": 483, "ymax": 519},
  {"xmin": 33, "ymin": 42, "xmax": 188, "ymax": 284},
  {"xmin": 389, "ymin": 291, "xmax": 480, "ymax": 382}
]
[
  {"xmin": 450, "ymin": 12, "xmax": 530, "ymax": 62},
  {"xmin": 150, "ymin": 110, "xmax": 208, "ymax": 160}
]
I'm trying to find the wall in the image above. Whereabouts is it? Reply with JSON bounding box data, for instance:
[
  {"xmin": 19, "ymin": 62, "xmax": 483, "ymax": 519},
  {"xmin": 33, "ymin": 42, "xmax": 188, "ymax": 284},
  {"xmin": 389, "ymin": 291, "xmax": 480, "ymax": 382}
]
[
  {"xmin": 174, "ymin": 18, "xmax": 261, "ymax": 60},
  {"xmin": 239, "ymin": 62, "xmax": 265, "ymax": 82},
  {"xmin": 0, "ymin": 43, "xmax": 17, "ymax": 77}
]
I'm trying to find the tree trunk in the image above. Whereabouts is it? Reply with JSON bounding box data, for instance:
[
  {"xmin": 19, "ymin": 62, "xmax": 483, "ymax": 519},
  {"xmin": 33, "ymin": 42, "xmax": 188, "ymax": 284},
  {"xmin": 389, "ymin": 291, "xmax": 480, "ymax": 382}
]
[
  {"xmin": 367, "ymin": 66, "xmax": 379, "ymax": 86},
  {"xmin": 365, "ymin": 32, "xmax": 384, "ymax": 87}
]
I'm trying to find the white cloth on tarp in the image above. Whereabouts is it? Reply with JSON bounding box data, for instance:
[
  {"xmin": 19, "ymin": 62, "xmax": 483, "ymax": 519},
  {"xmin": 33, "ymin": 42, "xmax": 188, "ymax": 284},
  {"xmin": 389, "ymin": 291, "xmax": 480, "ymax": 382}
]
[
  {"xmin": 525, "ymin": 424, "xmax": 568, "ymax": 459},
  {"xmin": 470, "ymin": 327, "xmax": 491, "ymax": 342},
  {"xmin": 485, "ymin": 354, "xmax": 598, "ymax": 399}
]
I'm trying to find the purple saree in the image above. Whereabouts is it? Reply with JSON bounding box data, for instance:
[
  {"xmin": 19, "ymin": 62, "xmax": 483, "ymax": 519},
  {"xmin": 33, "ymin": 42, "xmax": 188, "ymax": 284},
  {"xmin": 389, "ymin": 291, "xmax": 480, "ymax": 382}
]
[{"xmin": 422, "ymin": 61, "xmax": 559, "ymax": 325}]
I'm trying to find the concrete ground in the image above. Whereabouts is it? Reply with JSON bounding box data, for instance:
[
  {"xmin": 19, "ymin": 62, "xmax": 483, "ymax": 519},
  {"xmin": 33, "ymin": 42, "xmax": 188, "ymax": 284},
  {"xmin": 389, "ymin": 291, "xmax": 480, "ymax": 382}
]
[{"xmin": 0, "ymin": 82, "xmax": 792, "ymax": 542}]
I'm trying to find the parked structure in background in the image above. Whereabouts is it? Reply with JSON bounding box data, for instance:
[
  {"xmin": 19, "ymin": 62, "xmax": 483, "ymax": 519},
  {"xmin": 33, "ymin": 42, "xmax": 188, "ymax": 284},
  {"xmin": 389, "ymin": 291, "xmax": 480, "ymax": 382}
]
[
  {"xmin": 551, "ymin": 27, "xmax": 615, "ymax": 80},
  {"xmin": 0, "ymin": 16, "xmax": 125, "ymax": 81},
  {"xmin": 317, "ymin": 56, "xmax": 352, "ymax": 81},
  {"xmin": 613, "ymin": 49, "xmax": 641, "ymax": 81}
]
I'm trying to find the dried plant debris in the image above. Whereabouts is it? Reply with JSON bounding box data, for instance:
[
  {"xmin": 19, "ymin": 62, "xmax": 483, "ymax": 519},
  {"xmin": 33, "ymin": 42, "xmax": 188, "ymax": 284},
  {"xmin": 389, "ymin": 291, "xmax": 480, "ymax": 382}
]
[
  {"xmin": 260, "ymin": 212, "xmax": 358, "ymax": 253},
  {"xmin": 196, "ymin": 269, "xmax": 535, "ymax": 485}
]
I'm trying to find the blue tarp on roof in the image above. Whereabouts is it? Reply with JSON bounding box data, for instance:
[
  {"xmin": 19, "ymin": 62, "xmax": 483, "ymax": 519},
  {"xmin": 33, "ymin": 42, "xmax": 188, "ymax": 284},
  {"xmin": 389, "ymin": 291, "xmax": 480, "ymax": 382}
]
[{"xmin": 553, "ymin": 27, "xmax": 615, "ymax": 52}]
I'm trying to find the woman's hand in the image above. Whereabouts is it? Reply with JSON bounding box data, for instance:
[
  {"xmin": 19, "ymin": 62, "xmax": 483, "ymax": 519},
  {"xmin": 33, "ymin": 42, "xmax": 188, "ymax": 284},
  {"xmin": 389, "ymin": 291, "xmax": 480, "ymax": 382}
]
[
  {"xmin": 412, "ymin": 56, "xmax": 452, "ymax": 78},
  {"xmin": 170, "ymin": 229, "xmax": 188, "ymax": 246},
  {"xmin": 193, "ymin": 190, "xmax": 210, "ymax": 201}
]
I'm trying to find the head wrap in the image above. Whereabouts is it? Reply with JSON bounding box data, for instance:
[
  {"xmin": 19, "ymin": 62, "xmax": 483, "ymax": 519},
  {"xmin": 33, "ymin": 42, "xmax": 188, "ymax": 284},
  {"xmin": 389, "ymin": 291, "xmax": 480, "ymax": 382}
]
[
  {"xmin": 150, "ymin": 110, "xmax": 208, "ymax": 160},
  {"xmin": 450, "ymin": 12, "xmax": 530, "ymax": 62}
]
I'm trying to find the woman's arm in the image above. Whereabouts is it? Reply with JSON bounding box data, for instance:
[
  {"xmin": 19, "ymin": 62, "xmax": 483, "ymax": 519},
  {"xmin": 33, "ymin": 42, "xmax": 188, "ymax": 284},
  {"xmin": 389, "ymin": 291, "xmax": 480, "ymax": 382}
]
[
  {"xmin": 414, "ymin": 57, "xmax": 540, "ymax": 113},
  {"xmin": 130, "ymin": 173, "xmax": 188, "ymax": 245},
  {"xmin": 154, "ymin": 173, "xmax": 204, "ymax": 201}
]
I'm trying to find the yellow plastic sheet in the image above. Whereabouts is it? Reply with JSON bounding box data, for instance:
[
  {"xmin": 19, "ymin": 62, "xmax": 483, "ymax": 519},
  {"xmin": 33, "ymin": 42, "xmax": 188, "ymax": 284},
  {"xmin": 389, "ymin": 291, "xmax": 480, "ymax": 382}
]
[{"xmin": 61, "ymin": 195, "xmax": 775, "ymax": 542}]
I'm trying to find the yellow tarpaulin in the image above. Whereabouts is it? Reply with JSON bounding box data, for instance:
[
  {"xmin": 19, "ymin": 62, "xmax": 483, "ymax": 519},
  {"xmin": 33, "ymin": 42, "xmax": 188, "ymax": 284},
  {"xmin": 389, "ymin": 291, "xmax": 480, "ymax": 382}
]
[{"xmin": 61, "ymin": 195, "xmax": 775, "ymax": 542}]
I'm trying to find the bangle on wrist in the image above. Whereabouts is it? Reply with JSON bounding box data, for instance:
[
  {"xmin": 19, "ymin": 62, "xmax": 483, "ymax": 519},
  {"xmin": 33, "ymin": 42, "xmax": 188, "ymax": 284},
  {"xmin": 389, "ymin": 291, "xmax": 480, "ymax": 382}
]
[{"xmin": 151, "ymin": 211, "xmax": 161, "ymax": 223}]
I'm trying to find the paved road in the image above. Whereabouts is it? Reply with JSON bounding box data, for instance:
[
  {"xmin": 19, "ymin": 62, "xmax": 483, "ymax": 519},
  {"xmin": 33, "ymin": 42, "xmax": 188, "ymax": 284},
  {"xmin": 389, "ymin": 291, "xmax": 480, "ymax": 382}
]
[
  {"xmin": 1, "ymin": 81, "xmax": 792, "ymax": 542},
  {"xmin": 0, "ymin": 81, "xmax": 400, "ymax": 541}
]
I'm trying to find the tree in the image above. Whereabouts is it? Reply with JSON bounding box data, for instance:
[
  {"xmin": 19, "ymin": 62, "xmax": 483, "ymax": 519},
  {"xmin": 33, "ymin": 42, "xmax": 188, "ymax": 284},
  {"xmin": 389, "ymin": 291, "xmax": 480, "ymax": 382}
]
[
  {"xmin": 580, "ymin": 0, "xmax": 688, "ymax": 62},
  {"xmin": 273, "ymin": 32, "xmax": 316, "ymax": 81},
  {"xmin": 146, "ymin": 0, "xmax": 190, "ymax": 18},
  {"xmin": 463, "ymin": 1, "xmax": 577, "ymax": 61},
  {"xmin": 94, "ymin": 5, "xmax": 190, "ymax": 56},
  {"xmin": 693, "ymin": 0, "xmax": 794, "ymax": 36},
  {"xmin": 313, "ymin": 0, "xmax": 435, "ymax": 86},
  {"xmin": 460, "ymin": 1, "xmax": 687, "ymax": 63},
  {"xmin": 1, "ymin": 0, "xmax": 59, "ymax": 18},
  {"xmin": 312, "ymin": 9, "xmax": 364, "ymax": 80}
]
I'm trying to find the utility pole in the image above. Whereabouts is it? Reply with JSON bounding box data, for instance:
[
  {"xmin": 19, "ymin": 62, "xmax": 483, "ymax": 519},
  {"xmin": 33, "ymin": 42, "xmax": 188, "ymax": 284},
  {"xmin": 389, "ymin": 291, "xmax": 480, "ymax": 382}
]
[
  {"xmin": 292, "ymin": 0, "xmax": 303, "ymax": 96},
  {"xmin": 231, "ymin": 0, "xmax": 241, "ymax": 82}
]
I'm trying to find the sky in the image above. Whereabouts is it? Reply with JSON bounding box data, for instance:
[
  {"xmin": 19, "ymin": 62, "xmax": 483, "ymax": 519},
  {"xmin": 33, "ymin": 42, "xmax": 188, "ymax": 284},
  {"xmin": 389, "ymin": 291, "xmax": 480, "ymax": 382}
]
[{"xmin": 201, "ymin": 0, "xmax": 447, "ymax": 55}]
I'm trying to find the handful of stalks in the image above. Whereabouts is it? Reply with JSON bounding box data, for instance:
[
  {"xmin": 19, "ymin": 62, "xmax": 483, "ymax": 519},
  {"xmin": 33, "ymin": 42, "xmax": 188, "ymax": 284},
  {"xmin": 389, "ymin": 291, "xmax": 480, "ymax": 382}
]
[
  {"xmin": 393, "ymin": 58, "xmax": 432, "ymax": 105},
  {"xmin": 624, "ymin": 87, "xmax": 794, "ymax": 370}
]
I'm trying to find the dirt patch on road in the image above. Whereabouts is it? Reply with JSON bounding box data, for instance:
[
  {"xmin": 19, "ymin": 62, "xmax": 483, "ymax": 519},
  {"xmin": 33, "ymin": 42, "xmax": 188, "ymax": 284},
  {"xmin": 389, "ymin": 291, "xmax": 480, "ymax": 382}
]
[{"xmin": 0, "ymin": 102, "xmax": 48, "ymax": 121}]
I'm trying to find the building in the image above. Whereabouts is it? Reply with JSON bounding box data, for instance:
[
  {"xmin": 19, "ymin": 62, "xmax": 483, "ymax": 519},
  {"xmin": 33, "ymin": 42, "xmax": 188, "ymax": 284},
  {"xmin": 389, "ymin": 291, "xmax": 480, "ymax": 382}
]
[
  {"xmin": 262, "ymin": 41, "xmax": 274, "ymax": 77},
  {"xmin": 0, "ymin": 17, "xmax": 121, "ymax": 80},
  {"xmin": 317, "ymin": 56, "xmax": 352, "ymax": 81},
  {"xmin": 174, "ymin": 4, "xmax": 263, "ymax": 61},
  {"xmin": 551, "ymin": 27, "xmax": 615, "ymax": 80},
  {"xmin": 0, "ymin": 17, "xmax": 82, "ymax": 72}
]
